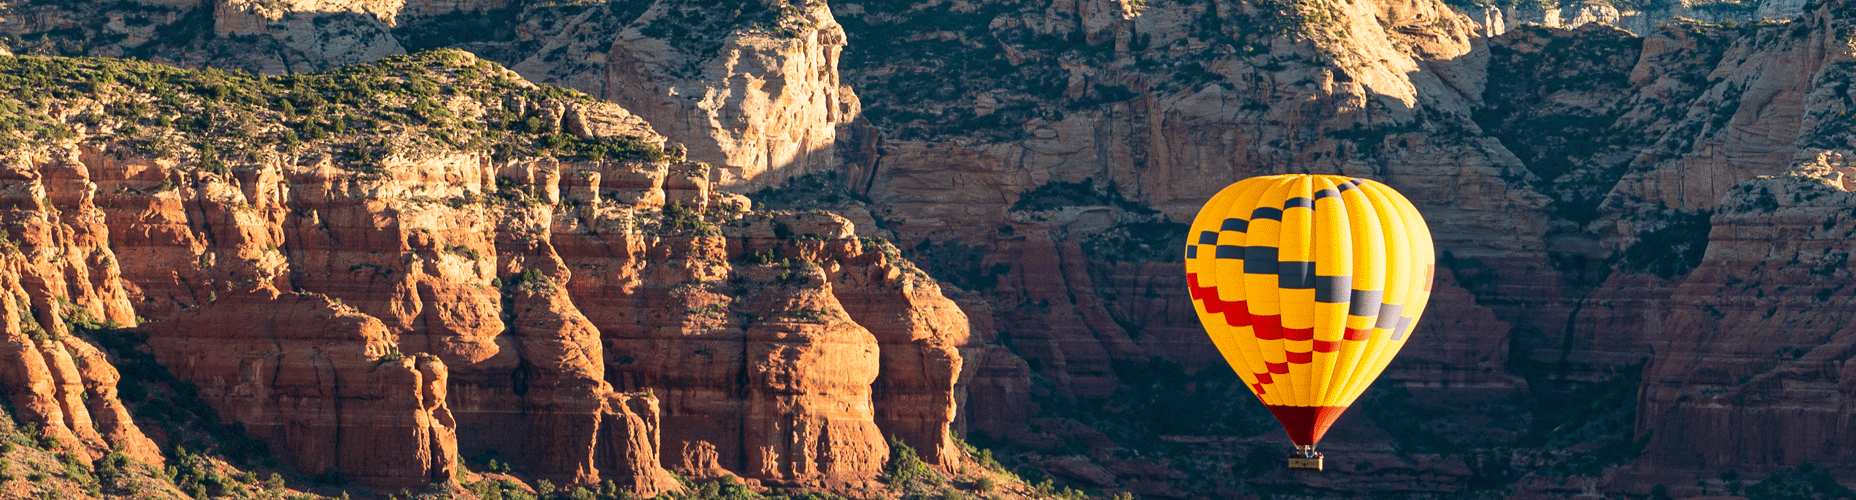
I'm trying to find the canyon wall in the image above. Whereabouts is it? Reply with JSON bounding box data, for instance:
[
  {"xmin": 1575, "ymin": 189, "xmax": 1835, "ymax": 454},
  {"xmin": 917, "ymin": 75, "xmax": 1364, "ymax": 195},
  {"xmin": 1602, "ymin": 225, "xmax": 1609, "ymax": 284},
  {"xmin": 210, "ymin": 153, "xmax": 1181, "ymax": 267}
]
[
  {"xmin": 0, "ymin": 152, "xmax": 164, "ymax": 470},
  {"xmin": 0, "ymin": 49, "xmax": 977, "ymax": 494},
  {"xmin": 1621, "ymin": 155, "xmax": 1856, "ymax": 496}
]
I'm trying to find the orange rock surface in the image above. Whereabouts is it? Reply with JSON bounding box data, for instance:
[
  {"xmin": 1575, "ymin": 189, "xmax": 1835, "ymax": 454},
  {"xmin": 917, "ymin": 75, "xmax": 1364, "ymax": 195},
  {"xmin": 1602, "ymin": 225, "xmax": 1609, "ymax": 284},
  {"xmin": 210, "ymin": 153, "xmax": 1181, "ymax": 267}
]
[{"xmin": 0, "ymin": 134, "xmax": 972, "ymax": 492}]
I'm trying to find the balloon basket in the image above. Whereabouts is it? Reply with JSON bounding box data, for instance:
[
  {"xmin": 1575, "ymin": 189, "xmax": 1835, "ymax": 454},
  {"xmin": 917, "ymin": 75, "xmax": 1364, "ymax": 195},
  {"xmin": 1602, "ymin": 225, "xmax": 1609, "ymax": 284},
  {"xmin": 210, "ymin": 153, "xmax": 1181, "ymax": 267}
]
[{"xmin": 1286, "ymin": 452, "xmax": 1324, "ymax": 471}]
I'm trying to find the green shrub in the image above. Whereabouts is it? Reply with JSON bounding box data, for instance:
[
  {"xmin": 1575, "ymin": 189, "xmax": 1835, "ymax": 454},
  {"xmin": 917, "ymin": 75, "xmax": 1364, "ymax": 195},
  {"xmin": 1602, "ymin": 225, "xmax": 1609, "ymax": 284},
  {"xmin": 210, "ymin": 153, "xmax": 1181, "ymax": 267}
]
[
  {"xmin": 973, "ymin": 477, "xmax": 994, "ymax": 492},
  {"xmin": 884, "ymin": 436, "xmax": 937, "ymax": 492}
]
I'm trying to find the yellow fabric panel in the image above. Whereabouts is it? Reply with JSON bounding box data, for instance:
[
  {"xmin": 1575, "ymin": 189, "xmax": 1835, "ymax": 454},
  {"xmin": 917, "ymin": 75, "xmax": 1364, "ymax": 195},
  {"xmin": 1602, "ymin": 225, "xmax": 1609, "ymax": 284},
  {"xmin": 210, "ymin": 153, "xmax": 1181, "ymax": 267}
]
[
  {"xmin": 1279, "ymin": 288, "xmax": 1316, "ymax": 329},
  {"xmin": 1243, "ymin": 181, "xmax": 1289, "ymax": 316},
  {"xmin": 1188, "ymin": 182, "xmax": 1254, "ymax": 398},
  {"xmin": 1214, "ymin": 181, "xmax": 1270, "ymax": 304},
  {"xmin": 1248, "ymin": 179, "xmax": 1300, "ymax": 406},
  {"xmin": 1363, "ymin": 181, "xmax": 1414, "ymax": 307},
  {"xmin": 1340, "ymin": 182, "xmax": 1382, "ymax": 286},
  {"xmin": 1311, "ymin": 350, "xmax": 1339, "ymax": 406},
  {"xmin": 1195, "ymin": 177, "xmax": 1254, "ymax": 399},
  {"xmin": 1331, "ymin": 181, "xmax": 1434, "ymax": 409},
  {"xmin": 1213, "ymin": 254, "xmax": 1248, "ymax": 306},
  {"xmin": 1332, "ymin": 182, "xmax": 1414, "ymax": 403},
  {"xmin": 1307, "ymin": 177, "xmax": 1351, "ymax": 407},
  {"xmin": 1312, "ymin": 177, "xmax": 1353, "ymax": 276},
  {"xmin": 1341, "ymin": 182, "xmax": 1382, "ymax": 341},
  {"xmin": 1286, "ymin": 352, "xmax": 1316, "ymax": 401},
  {"xmin": 1338, "ymin": 337, "xmax": 1405, "ymax": 407},
  {"xmin": 1323, "ymin": 338, "xmax": 1373, "ymax": 406},
  {"xmin": 1277, "ymin": 179, "xmax": 1315, "ymax": 263},
  {"xmin": 1312, "ymin": 302, "xmax": 1348, "ymax": 341},
  {"xmin": 1328, "ymin": 186, "xmax": 1394, "ymax": 402},
  {"xmin": 1321, "ymin": 181, "xmax": 1377, "ymax": 405},
  {"xmin": 1222, "ymin": 182, "xmax": 1274, "ymax": 401},
  {"xmin": 1277, "ymin": 176, "xmax": 1316, "ymax": 417},
  {"xmin": 1270, "ymin": 177, "xmax": 1312, "ymax": 408},
  {"xmin": 1206, "ymin": 325, "xmax": 1260, "ymax": 392}
]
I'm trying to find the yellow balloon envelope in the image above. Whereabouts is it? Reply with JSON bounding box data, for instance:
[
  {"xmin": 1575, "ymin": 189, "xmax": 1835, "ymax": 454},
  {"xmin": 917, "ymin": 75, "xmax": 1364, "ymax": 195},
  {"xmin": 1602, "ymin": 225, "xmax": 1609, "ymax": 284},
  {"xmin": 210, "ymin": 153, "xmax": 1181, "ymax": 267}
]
[{"xmin": 1184, "ymin": 175, "xmax": 1434, "ymax": 449}]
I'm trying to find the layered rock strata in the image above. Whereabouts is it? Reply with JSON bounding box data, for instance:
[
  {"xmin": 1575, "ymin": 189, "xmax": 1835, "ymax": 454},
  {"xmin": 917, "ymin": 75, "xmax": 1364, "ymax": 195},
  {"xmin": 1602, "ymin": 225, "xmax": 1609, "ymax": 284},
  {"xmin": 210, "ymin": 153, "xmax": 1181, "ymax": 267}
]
[
  {"xmin": 1620, "ymin": 155, "xmax": 1856, "ymax": 496},
  {"xmin": 0, "ymin": 49, "xmax": 976, "ymax": 493},
  {"xmin": 0, "ymin": 152, "xmax": 164, "ymax": 469}
]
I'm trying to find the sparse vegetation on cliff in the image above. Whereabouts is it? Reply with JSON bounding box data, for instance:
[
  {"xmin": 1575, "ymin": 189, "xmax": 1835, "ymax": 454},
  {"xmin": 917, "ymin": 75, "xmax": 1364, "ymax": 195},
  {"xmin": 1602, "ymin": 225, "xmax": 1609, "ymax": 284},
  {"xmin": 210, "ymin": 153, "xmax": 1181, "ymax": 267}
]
[
  {"xmin": 0, "ymin": 49, "xmax": 664, "ymax": 169},
  {"xmin": 638, "ymin": 0, "xmax": 824, "ymax": 78}
]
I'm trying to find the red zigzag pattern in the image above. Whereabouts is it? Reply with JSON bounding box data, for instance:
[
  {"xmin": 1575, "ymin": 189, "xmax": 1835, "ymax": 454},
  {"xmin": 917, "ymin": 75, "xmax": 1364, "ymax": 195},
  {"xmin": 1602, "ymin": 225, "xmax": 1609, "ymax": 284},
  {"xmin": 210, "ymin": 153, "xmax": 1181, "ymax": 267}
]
[{"xmin": 1187, "ymin": 272, "xmax": 1374, "ymax": 396}]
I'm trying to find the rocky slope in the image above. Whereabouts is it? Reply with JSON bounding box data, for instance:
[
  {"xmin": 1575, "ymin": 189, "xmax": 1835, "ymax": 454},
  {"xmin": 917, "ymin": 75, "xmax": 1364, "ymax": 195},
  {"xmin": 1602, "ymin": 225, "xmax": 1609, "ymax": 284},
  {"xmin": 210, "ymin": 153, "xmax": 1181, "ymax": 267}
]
[
  {"xmin": 0, "ymin": 49, "xmax": 981, "ymax": 496},
  {"xmin": 0, "ymin": 0, "xmax": 862, "ymax": 189},
  {"xmin": 1463, "ymin": 0, "xmax": 1804, "ymax": 37}
]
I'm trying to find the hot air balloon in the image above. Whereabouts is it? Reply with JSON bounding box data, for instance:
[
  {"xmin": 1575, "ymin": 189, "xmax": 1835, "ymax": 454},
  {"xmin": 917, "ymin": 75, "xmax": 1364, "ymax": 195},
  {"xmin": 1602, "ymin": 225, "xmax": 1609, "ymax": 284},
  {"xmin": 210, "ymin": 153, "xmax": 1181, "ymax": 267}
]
[{"xmin": 1183, "ymin": 174, "xmax": 1435, "ymax": 471}]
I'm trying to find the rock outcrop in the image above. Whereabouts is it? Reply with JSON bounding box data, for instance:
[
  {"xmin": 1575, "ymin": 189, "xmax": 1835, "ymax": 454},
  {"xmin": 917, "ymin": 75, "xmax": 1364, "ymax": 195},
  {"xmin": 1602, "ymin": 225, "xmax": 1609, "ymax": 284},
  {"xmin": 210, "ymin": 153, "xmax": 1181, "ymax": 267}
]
[
  {"xmin": 0, "ymin": 49, "xmax": 975, "ymax": 494},
  {"xmin": 0, "ymin": 150, "xmax": 164, "ymax": 470},
  {"xmin": 137, "ymin": 290, "xmax": 458, "ymax": 488},
  {"xmin": 1462, "ymin": 0, "xmax": 1807, "ymax": 37},
  {"xmin": 592, "ymin": 1, "xmax": 858, "ymax": 188}
]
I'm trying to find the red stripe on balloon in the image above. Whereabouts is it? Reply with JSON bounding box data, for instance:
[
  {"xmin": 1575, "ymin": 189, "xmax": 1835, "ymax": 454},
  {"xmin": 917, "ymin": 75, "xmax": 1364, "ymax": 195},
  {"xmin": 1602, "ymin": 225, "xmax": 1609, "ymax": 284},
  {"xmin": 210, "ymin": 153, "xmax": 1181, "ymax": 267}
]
[
  {"xmin": 1284, "ymin": 327, "xmax": 1314, "ymax": 341},
  {"xmin": 1253, "ymin": 314, "xmax": 1283, "ymax": 340},
  {"xmin": 1186, "ymin": 273, "xmax": 1251, "ymax": 326},
  {"xmin": 1343, "ymin": 327, "xmax": 1370, "ymax": 341},
  {"xmin": 1252, "ymin": 383, "xmax": 1268, "ymax": 395},
  {"xmin": 1267, "ymin": 362, "xmax": 1289, "ymax": 374},
  {"xmin": 1255, "ymin": 372, "xmax": 1273, "ymax": 385},
  {"xmin": 1313, "ymin": 340, "xmax": 1339, "ymax": 353},
  {"xmin": 1286, "ymin": 351, "xmax": 1312, "ymax": 364}
]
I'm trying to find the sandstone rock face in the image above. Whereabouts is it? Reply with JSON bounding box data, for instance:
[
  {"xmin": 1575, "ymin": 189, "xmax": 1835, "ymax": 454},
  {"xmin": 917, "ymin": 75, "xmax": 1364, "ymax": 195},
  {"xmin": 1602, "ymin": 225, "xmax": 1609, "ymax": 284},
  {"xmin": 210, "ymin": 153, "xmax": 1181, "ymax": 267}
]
[
  {"xmin": 1466, "ymin": 0, "xmax": 1803, "ymax": 37},
  {"xmin": 592, "ymin": 206, "xmax": 972, "ymax": 486},
  {"xmin": 210, "ymin": 0, "xmax": 408, "ymax": 75},
  {"xmin": 54, "ymin": 147, "xmax": 971, "ymax": 493},
  {"xmin": 1611, "ymin": 152, "xmax": 1856, "ymax": 486},
  {"xmin": 0, "ymin": 151, "xmax": 163, "ymax": 469},
  {"xmin": 79, "ymin": 148, "xmax": 466, "ymax": 488},
  {"xmin": 584, "ymin": 1, "xmax": 858, "ymax": 188},
  {"xmin": 0, "ymin": 49, "xmax": 976, "ymax": 493},
  {"xmin": 137, "ymin": 291, "xmax": 458, "ymax": 488},
  {"xmin": 1620, "ymin": 155, "xmax": 1856, "ymax": 496}
]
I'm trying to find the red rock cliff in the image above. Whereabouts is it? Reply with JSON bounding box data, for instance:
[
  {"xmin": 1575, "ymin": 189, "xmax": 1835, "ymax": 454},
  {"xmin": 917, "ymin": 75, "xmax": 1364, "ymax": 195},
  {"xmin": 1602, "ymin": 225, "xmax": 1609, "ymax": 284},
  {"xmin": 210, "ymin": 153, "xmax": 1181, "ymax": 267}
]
[{"xmin": 0, "ymin": 51, "xmax": 979, "ymax": 494}]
